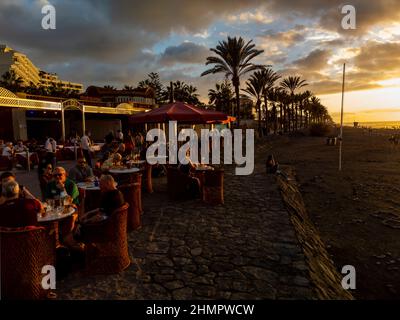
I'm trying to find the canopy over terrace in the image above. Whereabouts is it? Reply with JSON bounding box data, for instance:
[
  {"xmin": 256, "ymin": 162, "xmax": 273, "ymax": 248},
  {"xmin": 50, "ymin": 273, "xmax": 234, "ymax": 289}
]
[
  {"xmin": 128, "ymin": 101, "xmax": 230, "ymax": 124},
  {"xmin": 0, "ymin": 87, "xmax": 150, "ymax": 141}
]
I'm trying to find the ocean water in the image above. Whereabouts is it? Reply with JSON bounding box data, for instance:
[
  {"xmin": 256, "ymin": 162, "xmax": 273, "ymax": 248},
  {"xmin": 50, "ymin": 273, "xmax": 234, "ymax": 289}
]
[{"xmin": 344, "ymin": 121, "xmax": 400, "ymax": 129}]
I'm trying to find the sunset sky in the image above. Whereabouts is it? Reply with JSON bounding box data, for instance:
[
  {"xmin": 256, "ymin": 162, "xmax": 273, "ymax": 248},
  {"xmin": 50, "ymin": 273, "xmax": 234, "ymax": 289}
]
[{"xmin": 1, "ymin": 0, "xmax": 400, "ymax": 122}]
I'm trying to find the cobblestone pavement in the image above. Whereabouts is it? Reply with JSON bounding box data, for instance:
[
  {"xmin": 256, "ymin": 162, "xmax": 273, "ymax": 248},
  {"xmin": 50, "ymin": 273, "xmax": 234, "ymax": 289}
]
[{"xmin": 57, "ymin": 157, "xmax": 317, "ymax": 300}]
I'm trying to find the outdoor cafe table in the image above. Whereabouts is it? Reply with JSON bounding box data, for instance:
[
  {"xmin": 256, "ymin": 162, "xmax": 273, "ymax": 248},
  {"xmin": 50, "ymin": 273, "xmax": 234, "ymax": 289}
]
[
  {"xmin": 37, "ymin": 206, "xmax": 76, "ymax": 247},
  {"xmin": 15, "ymin": 151, "xmax": 39, "ymax": 171},
  {"xmin": 193, "ymin": 165, "xmax": 214, "ymax": 191},
  {"xmin": 76, "ymin": 182, "xmax": 101, "ymax": 214},
  {"xmin": 145, "ymin": 156, "xmax": 168, "ymax": 193},
  {"xmin": 109, "ymin": 167, "xmax": 141, "ymax": 186}
]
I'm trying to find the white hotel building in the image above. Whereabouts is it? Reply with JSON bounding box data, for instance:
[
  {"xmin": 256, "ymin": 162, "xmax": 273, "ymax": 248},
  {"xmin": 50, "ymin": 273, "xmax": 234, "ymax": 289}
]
[{"xmin": 0, "ymin": 44, "xmax": 83, "ymax": 92}]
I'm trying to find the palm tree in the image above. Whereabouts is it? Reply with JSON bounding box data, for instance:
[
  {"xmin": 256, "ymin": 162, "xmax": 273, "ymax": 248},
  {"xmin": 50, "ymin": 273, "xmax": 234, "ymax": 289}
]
[
  {"xmin": 201, "ymin": 36, "xmax": 264, "ymax": 125},
  {"xmin": 0, "ymin": 70, "xmax": 24, "ymax": 92},
  {"xmin": 243, "ymin": 71, "xmax": 266, "ymax": 136},
  {"xmin": 280, "ymin": 76, "xmax": 308, "ymax": 130},
  {"xmin": 267, "ymin": 88, "xmax": 281, "ymax": 134},
  {"xmin": 208, "ymin": 79, "xmax": 234, "ymax": 113},
  {"xmin": 123, "ymin": 85, "xmax": 134, "ymax": 90},
  {"xmin": 276, "ymin": 89, "xmax": 290, "ymax": 132},
  {"xmin": 299, "ymin": 90, "xmax": 313, "ymax": 128},
  {"xmin": 138, "ymin": 72, "xmax": 164, "ymax": 104},
  {"xmin": 162, "ymin": 81, "xmax": 201, "ymax": 105},
  {"xmin": 259, "ymin": 68, "xmax": 281, "ymax": 134},
  {"xmin": 103, "ymin": 85, "xmax": 116, "ymax": 90}
]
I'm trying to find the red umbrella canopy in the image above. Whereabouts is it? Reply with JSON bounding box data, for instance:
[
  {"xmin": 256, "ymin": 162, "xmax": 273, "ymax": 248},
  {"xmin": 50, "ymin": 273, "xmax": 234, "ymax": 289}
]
[{"xmin": 129, "ymin": 101, "xmax": 228, "ymax": 124}]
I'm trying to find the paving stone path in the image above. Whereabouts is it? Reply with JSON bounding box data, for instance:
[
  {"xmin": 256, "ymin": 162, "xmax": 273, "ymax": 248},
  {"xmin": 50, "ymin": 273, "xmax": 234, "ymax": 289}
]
[{"xmin": 57, "ymin": 156, "xmax": 317, "ymax": 299}]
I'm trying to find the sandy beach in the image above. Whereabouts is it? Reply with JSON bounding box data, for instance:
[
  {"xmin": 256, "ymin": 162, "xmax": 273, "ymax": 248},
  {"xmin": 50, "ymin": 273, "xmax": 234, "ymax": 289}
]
[{"xmin": 268, "ymin": 127, "xmax": 400, "ymax": 299}]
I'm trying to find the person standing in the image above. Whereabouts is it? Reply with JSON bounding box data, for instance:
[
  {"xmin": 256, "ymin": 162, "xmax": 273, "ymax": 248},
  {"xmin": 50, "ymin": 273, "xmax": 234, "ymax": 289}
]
[
  {"xmin": 116, "ymin": 130, "xmax": 124, "ymax": 142},
  {"xmin": 81, "ymin": 130, "xmax": 92, "ymax": 168},
  {"xmin": 44, "ymin": 137, "xmax": 57, "ymax": 169}
]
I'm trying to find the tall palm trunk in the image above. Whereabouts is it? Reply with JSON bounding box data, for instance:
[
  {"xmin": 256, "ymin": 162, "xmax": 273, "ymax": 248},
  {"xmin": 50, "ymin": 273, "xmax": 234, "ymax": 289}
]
[
  {"xmin": 264, "ymin": 94, "xmax": 268, "ymax": 135},
  {"xmin": 273, "ymin": 104, "xmax": 278, "ymax": 134},
  {"xmin": 279, "ymin": 104, "xmax": 283, "ymax": 132},
  {"xmin": 233, "ymin": 76, "xmax": 240, "ymax": 127},
  {"xmin": 257, "ymin": 99, "xmax": 262, "ymax": 137}
]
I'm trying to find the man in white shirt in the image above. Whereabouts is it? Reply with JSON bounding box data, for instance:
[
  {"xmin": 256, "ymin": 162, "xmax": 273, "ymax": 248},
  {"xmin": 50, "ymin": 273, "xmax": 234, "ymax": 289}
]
[
  {"xmin": 81, "ymin": 130, "xmax": 92, "ymax": 167},
  {"xmin": 44, "ymin": 137, "xmax": 57, "ymax": 168},
  {"xmin": 2, "ymin": 142, "xmax": 14, "ymax": 158},
  {"xmin": 116, "ymin": 130, "xmax": 123, "ymax": 142},
  {"xmin": 45, "ymin": 137, "xmax": 57, "ymax": 153}
]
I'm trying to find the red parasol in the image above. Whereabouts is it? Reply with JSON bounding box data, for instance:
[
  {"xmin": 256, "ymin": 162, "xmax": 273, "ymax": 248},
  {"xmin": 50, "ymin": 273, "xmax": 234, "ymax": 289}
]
[{"xmin": 129, "ymin": 101, "xmax": 229, "ymax": 124}]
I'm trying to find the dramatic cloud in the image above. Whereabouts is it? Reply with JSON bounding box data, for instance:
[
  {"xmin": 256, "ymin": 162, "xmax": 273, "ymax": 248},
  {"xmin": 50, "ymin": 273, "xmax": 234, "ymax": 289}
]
[
  {"xmin": 259, "ymin": 28, "xmax": 305, "ymax": 47},
  {"xmin": 1, "ymin": 0, "xmax": 400, "ymax": 119},
  {"xmin": 159, "ymin": 42, "xmax": 209, "ymax": 66},
  {"xmin": 293, "ymin": 49, "xmax": 332, "ymax": 70}
]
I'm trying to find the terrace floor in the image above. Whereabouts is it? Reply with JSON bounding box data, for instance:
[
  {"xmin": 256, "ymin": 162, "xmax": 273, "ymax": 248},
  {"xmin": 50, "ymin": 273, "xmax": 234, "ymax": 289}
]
[{"xmin": 47, "ymin": 147, "xmax": 317, "ymax": 300}]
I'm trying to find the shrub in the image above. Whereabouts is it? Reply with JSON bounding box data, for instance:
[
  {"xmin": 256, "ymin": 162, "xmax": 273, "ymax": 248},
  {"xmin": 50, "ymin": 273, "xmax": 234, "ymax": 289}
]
[{"xmin": 309, "ymin": 123, "xmax": 331, "ymax": 136}]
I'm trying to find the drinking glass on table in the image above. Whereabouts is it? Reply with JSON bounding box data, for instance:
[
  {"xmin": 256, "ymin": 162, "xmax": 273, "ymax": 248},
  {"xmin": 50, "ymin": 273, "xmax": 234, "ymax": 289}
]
[{"xmin": 47, "ymin": 199, "xmax": 55, "ymax": 212}]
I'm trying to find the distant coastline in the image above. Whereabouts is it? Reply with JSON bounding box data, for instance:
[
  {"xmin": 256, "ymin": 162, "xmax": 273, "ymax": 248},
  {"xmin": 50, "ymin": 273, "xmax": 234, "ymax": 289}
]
[{"xmin": 343, "ymin": 121, "xmax": 400, "ymax": 129}]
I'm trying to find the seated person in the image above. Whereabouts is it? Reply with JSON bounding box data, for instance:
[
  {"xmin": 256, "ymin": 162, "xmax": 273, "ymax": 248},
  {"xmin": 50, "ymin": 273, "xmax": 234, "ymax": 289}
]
[
  {"xmin": 68, "ymin": 158, "xmax": 94, "ymax": 183},
  {"xmin": 39, "ymin": 163, "xmax": 53, "ymax": 200},
  {"xmin": 177, "ymin": 151, "xmax": 201, "ymax": 197},
  {"xmin": 66, "ymin": 175, "xmax": 124, "ymax": 243},
  {"xmin": 101, "ymin": 153, "xmax": 122, "ymax": 171},
  {"xmin": 45, "ymin": 167, "xmax": 79, "ymax": 205},
  {"xmin": 79, "ymin": 174, "xmax": 124, "ymax": 224},
  {"xmin": 178, "ymin": 150, "xmax": 198, "ymax": 174},
  {"xmin": 14, "ymin": 140, "xmax": 27, "ymax": 153},
  {"xmin": 0, "ymin": 180, "xmax": 41, "ymax": 228},
  {"xmin": 0, "ymin": 172, "xmax": 37, "ymax": 204},
  {"xmin": 2, "ymin": 142, "xmax": 14, "ymax": 158},
  {"xmin": 266, "ymin": 154, "xmax": 279, "ymax": 174}
]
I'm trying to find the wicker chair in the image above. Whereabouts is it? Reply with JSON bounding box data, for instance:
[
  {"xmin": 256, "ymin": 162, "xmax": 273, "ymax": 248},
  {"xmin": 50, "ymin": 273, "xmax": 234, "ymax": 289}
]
[
  {"xmin": 0, "ymin": 226, "xmax": 56, "ymax": 300},
  {"xmin": 82, "ymin": 203, "xmax": 131, "ymax": 274},
  {"xmin": 131, "ymin": 173, "xmax": 143, "ymax": 214},
  {"xmin": 118, "ymin": 183, "xmax": 141, "ymax": 231},
  {"xmin": 167, "ymin": 167, "xmax": 191, "ymax": 200},
  {"xmin": 203, "ymin": 169, "xmax": 224, "ymax": 205},
  {"xmin": 144, "ymin": 163, "xmax": 153, "ymax": 193},
  {"xmin": 0, "ymin": 155, "xmax": 13, "ymax": 171}
]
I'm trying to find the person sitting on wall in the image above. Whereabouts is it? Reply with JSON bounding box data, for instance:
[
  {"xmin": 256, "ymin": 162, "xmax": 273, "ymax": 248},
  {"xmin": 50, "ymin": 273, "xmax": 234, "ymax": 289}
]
[{"xmin": 266, "ymin": 154, "xmax": 279, "ymax": 174}]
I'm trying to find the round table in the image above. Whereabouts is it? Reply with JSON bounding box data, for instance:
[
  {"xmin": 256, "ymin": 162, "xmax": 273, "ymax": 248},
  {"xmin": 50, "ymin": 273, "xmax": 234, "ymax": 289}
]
[
  {"xmin": 109, "ymin": 168, "xmax": 140, "ymax": 174},
  {"xmin": 76, "ymin": 182, "xmax": 101, "ymax": 191},
  {"xmin": 38, "ymin": 206, "xmax": 76, "ymax": 247},
  {"xmin": 145, "ymin": 156, "xmax": 168, "ymax": 193},
  {"xmin": 109, "ymin": 167, "xmax": 141, "ymax": 186},
  {"xmin": 77, "ymin": 182, "xmax": 101, "ymax": 214},
  {"xmin": 127, "ymin": 160, "xmax": 146, "ymax": 166},
  {"xmin": 193, "ymin": 166, "xmax": 214, "ymax": 191}
]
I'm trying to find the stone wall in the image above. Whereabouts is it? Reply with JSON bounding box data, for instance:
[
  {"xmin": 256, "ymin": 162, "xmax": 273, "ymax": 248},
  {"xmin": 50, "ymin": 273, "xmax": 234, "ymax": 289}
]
[{"xmin": 277, "ymin": 166, "xmax": 353, "ymax": 300}]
